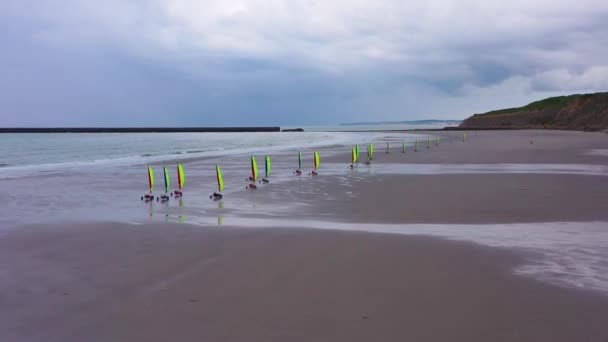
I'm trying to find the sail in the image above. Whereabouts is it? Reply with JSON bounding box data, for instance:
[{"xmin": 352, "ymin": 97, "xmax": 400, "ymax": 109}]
[
  {"xmin": 298, "ymin": 151, "xmax": 302, "ymax": 170},
  {"xmin": 147, "ymin": 166, "xmax": 154, "ymax": 193},
  {"xmin": 355, "ymin": 145, "xmax": 360, "ymax": 162},
  {"xmin": 368, "ymin": 144, "xmax": 374, "ymax": 159},
  {"xmin": 177, "ymin": 164, "xmax": 185, "ymax": 189},
  {"xmin": 352, "ymin": 147, "xmax": 356, "ymax": 164},
  {"xmin": 163, "ymin": 166, "xmax": 170, "ymax": 193},
  {"xmin": 402, "ymin": 140, "xmax": 406, "ymax": 153},
  {"xmin": 251, "ymin": 155, "xmax": 258, "ymax": 180},
  {"xmin": 265, "ymin": 155, "xmax": 271, "ymax": 177},
  {"xmin": 216, "ymin": 165, "xmax": 224, "ymax": 192},
  {"xmin": 314, "ymin": 151, "xmax": 320, "ymax": 170}
]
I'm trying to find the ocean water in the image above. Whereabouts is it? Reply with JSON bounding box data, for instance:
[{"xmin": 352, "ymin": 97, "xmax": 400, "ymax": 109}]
[
  {"xmin": 0, "ymin": 131, "xmax": 383, "ymax": 178},
  {"xmin": 294, "ymin": 121, "xmax": 460, "ymax": 132}
]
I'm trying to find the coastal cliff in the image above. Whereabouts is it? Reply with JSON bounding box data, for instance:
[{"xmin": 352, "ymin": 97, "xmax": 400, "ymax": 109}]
[{"xmin": 460, "ymin": 92, "xmax": 608, "ymax": 131}]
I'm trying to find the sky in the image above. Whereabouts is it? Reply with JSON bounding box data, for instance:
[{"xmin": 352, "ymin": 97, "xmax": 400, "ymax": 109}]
[{"xmin": 1, "ymin": 0, "xmax": 608, "ymax": 126}]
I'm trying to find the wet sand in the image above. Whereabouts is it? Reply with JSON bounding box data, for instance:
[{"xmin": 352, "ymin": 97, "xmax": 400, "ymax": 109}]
[
  {"xmin": 1, "ymin": 223, "xmax": 608, "ymax": 342},
  {"xmin": 376, "ymin": 129, "xmax": 608, "ymax": 164},
  {"xmin": 293, "ymin": 173, "xmax": 608, "ymax": 224},
  {"xmin": 292, "ymin": 129, "xmax": 608, "ymax": 223},
  {"xmin": 2, "ymin": 130, "xmax": 608, "ymax": 341}
]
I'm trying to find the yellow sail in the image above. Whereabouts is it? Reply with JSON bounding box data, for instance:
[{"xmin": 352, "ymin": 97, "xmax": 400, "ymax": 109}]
[
  {"xmin": 177, "ymin": 164, "xmax": 185, "ymax": 189},
  {"xmin": 251, "ymin": 155, "xmax": 258, "ymax": 180},
  {"xmin": 216, "ymin": 165, "xmax": 224, "ymax": 192},
  {"xmin": 314, "ymin": 151, "xmax": 320, "ymax": 170},
  {"xmin": 147, "ymin": 166, "xmax": 154, "ymax": 193}
]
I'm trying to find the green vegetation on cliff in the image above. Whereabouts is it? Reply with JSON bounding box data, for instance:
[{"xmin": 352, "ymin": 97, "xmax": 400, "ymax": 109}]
[{"xmin": 460, "ymin": 92, "xmax": 608, "ymax": 131}]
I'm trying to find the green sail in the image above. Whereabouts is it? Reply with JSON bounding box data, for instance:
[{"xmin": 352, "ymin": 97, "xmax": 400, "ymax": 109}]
[
  {"xmin": 298, "ymin": 151, "xmax": 302, "ymax": 169},
  {"xmin": 163, "ymin": 166, "xmax": 170, "ymax": 193},
  {"xmin": 216, "ymin": 165, "xmax": 224, "ymax": 192}
]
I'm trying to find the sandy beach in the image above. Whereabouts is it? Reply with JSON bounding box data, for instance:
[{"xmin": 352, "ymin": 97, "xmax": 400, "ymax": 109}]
[
  {"xmin": 1, "ymin": 130, "xmax": 608, "ymax": 341},
  {"xmin": 2, "ymin": 223, "xmax": 608, "ymax": 342}
]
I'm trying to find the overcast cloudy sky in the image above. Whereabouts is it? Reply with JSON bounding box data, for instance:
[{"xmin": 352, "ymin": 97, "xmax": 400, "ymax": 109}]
[{"xmin": 2, "ymin": 0, "xmax": 608, "ymax": 126}]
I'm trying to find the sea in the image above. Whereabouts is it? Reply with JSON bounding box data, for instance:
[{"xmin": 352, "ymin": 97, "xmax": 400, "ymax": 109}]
[
  {"xmin": 0, "ymin": 122, "xmax": 455, "ymax": 176},
  {"xmin": 1, "ymin": 122, "xmax": 607, "ymax": 297}
]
